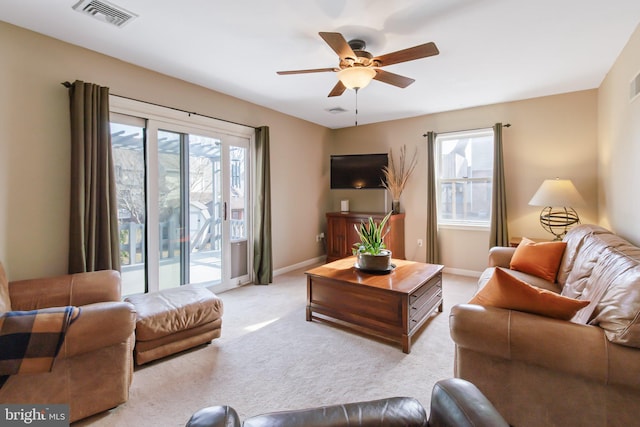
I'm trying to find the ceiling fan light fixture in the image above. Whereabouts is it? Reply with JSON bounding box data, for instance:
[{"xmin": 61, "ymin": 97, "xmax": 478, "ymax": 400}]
[
  {"xmin": 338, "ymin": 67, "xmax": 376, "ymax": 90},
  {"xmin": 278, "ymin": 32, "xmax": 439, "ymax": 97}
]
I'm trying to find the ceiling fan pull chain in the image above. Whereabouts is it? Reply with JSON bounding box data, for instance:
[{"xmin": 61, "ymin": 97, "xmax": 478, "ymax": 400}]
[{"xmin": 355, "ymin": 87, "xmax": 359, "ymax": 126}]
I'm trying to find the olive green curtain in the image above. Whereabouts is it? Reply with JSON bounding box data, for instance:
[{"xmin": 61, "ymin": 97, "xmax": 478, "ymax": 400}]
[
  {"xmin": 426, "ymin": 131, "xmax": 440, "ymax": 264},
  {"xmin": 253, "ymin": 126, "xmax": 273, "ymax": 284},
  {"xmin": 66, "ymin": 80, "xmax": 120, "ymax": 273},
  {"xmin": 489, "ymin": 123, "xmax": 509, "ymax": 247}
]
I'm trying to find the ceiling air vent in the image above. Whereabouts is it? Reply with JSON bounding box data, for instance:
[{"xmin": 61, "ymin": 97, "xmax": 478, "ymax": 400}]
[
  {"xmin": 72, "ymin": 0, "xmax": 138, "ymax": 28},
  {"xmin": 630, "ymin": 71, "xmax": 640, "ymax": 103}
]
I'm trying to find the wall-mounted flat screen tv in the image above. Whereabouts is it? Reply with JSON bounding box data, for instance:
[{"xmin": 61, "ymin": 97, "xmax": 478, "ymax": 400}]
[{"xmin": 330, "ymin": 153, "xmax": 388, "ymax": 189}]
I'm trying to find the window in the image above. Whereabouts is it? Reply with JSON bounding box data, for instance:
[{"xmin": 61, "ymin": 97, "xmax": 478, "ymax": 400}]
[{"xmin": 435, "ymin": 128, "xmax": 494, "ymax": 227}]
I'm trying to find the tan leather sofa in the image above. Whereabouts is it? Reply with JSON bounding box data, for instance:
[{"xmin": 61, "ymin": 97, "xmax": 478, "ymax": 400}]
[
  {"xmin": 450, "ymin": 224, "xmax": 640, "ymax": 427},
  {"xmin": 0, "ymin": 262, "xmax": 137, "ymax": 422}
]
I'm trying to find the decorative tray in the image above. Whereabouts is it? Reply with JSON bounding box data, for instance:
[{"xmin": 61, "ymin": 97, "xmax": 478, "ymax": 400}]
[{"xmin": 354, "ymin": 263, "xmax": 396, "ymax": 275}]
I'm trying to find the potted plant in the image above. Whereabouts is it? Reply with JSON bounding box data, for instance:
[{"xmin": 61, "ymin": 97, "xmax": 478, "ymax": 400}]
[
  {"xmin": 382, "ymin": 145, "xmax": 418, "ymax": 214},
  {"xmin": 352, "ymin": 211, "xmax": 393, "ymax": 271}
]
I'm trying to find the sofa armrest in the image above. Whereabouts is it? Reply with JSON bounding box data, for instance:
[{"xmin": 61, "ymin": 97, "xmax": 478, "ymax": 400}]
[
  {"xmin": 186, "ymin": 406, "xmax": 241, "ymax": 427},
  {"xmin": 487, "ymin": 246, "xmax": 516, "ymax": 268},
  {"xmin": 449, "ymin": 304, "xmax": 640, "ymax": 388},
  {"xmin": 430, "ymin": 378, "xmax": 508, "ymax": 427},
  {"xmin": 60, "ymin": 301, "xmax": 136, "ymax": 358},
  {"xmin": 8, "ymin": 270, "xmax": 121, "ymax": 310}
]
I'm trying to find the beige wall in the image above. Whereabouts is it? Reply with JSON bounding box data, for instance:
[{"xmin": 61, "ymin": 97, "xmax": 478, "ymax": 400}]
[
  {"xmin": 2, "ymin": 18, "xmax": 632, "ymax": 280},
  {"xmin": 332, "ymin": 91, "xmax": 599, "ymax": 274},
  {"xmin": 0, "ymin": 21, "xmax": 331, "ymax": 280},
  {"xmin": 598, "ymin": 23, "xmax": 640, "ymax": 245}
]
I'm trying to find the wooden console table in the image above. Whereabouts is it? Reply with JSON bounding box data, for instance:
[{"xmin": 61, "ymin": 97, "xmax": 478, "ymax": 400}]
[
  {"xmin": 305, "ymin": 257, "xmax": 444, "ymax": 353},
  {"xmin": 325, "ymin": 212, "xmax": 405, "ymax": 263}
]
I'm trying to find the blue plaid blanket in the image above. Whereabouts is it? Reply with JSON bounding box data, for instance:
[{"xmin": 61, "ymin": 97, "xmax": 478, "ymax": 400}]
[{"xmin": 0, "ymin": 306, "xmax": 80, "ymax": 388}]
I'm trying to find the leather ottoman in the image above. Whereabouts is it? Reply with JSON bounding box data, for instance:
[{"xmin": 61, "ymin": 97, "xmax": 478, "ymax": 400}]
[{"xmin": 125, "ymin": 284, "xmax": 223, "ymax": 364}]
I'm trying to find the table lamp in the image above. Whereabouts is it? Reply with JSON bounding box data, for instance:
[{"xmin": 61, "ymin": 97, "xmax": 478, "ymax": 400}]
[{"xmin": 528, "ymin": 178, "xmax": 585, "ymax": 240}]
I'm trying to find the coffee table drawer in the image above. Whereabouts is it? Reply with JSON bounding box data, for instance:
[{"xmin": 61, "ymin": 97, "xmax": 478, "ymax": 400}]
[
  {"xmin": 409, "ymin": 274, "xmax": 441, "ymax": 307},
  {"xmin": 409, "ymin": 274, "xmax": 442, "ymax": 328},
  {"xmin": 410, "ymin": 288, "xmax": 442, "ymax": 323}
]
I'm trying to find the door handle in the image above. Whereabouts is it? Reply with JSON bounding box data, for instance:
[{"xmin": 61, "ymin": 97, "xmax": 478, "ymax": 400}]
[{"xmin": 223, "ymin": 201, "xmax": 227, "ymax": 221}]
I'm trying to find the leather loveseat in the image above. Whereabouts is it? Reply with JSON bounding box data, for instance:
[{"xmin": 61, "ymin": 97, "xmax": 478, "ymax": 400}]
[
  {"xmin": 450, "ymin": 224, "xmax": 640, "ymax": 427},
  {"xmin": 0, "ymin": 262, "xmax": 137, "ymax": 422},
  {"xmin": 185, "ymin": 378, "xmax": 508, "ymax": 427}
]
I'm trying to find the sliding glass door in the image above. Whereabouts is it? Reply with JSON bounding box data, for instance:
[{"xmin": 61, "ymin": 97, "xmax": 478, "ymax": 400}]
[
  {"xmin": 110, "ymin": 102, "xmax": 252, "ymax": 296},
  {"xmin": 186, "ymin": 133, "xmax": 222, "ymax": 286},
  {"xmin": 111, "ymin": 116, "xmax": 147, "ymax": 296},
  {"xmin": 157, "ymin": 130, "xmax": 184, "ymax": 289},
  {"xmin": 228, "ymin": 144, "xmax": 249, "ymax": 280}
]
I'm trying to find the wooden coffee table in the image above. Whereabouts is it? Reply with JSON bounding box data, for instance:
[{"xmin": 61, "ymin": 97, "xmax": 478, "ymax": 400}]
[{"xmin": 305, "ymin": 257, "xmax": 444, "ymax": 353}]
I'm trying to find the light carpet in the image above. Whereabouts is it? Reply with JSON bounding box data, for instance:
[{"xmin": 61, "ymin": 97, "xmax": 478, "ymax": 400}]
[{"xmin": 75, "ymin": 266, "xmax": 477, "ymax": 426}]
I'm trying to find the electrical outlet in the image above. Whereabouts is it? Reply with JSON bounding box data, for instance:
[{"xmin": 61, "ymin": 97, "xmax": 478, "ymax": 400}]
[{"xmin": 417, "ymin": 239, "xmax": 423, "ymax": 247}]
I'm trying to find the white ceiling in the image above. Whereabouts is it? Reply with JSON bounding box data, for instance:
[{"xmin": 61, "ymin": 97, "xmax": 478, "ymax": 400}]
[{"xmin": 3, "ymin": 0, "xmax": 640, "ymax": 129}]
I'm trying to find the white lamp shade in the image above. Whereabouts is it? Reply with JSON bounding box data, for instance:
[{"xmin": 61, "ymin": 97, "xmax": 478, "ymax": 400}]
[
  {"xmin": 338, "ymin": 67, "xmax": 376, "ymax": 89},
  {"xmin": 529, "ymin": 178, "xmax": 586, "ymax": 207}
]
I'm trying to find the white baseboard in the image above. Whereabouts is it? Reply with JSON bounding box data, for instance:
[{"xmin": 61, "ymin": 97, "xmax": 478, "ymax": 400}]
[
  {"xmin": 273, "ymin": 256, "xmax": 325, "ymax": 277},
  {"xmin": 443, "ymin": 267, "xmax": 482, "ymax": 278}
]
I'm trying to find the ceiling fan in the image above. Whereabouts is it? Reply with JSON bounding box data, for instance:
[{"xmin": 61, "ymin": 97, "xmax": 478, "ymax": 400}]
[{"xmin": 277, "ymin": 32, "xmax": 439, "ymax": 97}]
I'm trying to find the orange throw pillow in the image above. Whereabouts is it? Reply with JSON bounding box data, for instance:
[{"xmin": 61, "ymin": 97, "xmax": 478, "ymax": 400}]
[
  {"xmin": 469, "ymin": 268, "xmax": 589, "ymax": 320},
  {"xmin": 510, "ymin": 237, "xmax": 567, "ymax": 282}
]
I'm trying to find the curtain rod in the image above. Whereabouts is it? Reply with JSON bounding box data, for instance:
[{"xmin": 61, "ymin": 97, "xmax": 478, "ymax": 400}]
[
  {"xmin": 422, "ymin": 123, "xmax": 511, "ymax": 137},
  {"xmin": 61, "ymin": 82, "xmax": 258, "ymax": 130}
]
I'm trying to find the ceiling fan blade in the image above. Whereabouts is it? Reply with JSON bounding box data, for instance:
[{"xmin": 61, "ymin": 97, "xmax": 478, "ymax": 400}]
[
  {"xmin": 328, "ymin": 81, "xmax": 346, "ymax": 97},
  {"xmin": 374, "ymin": 42, "xmax": 439, "ymax": 67},
  {"xmin": 277, "ymin": 67, "xmax": 338, "ymax": 75},
  {"xmin": 373, "ymin": 69, "xmax": 415, "ymax": 88},
  {"xmin": 319, "ymin": 32, "xmax": 356, "ymax": 60}
]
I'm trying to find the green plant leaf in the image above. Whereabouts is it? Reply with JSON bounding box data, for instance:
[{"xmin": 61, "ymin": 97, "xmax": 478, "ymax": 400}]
[{"xmin": 352, "ymin": 211, "xmax": 393, "ymax": 255}]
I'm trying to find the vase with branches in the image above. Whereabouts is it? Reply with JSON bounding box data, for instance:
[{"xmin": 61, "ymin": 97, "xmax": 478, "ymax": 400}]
[{"xmin": 382, "ymin": 145, "xmax": 418, "ymax": 214}]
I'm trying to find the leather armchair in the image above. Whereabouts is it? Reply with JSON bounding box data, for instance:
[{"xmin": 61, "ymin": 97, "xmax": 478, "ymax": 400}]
[
  {"xmin": 185, "ymin": 378, "xmax": 509, "ymax": 427},
  {"xmin": 0, "ymin": 263, "xmax": 137, "ymax": 422}
]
